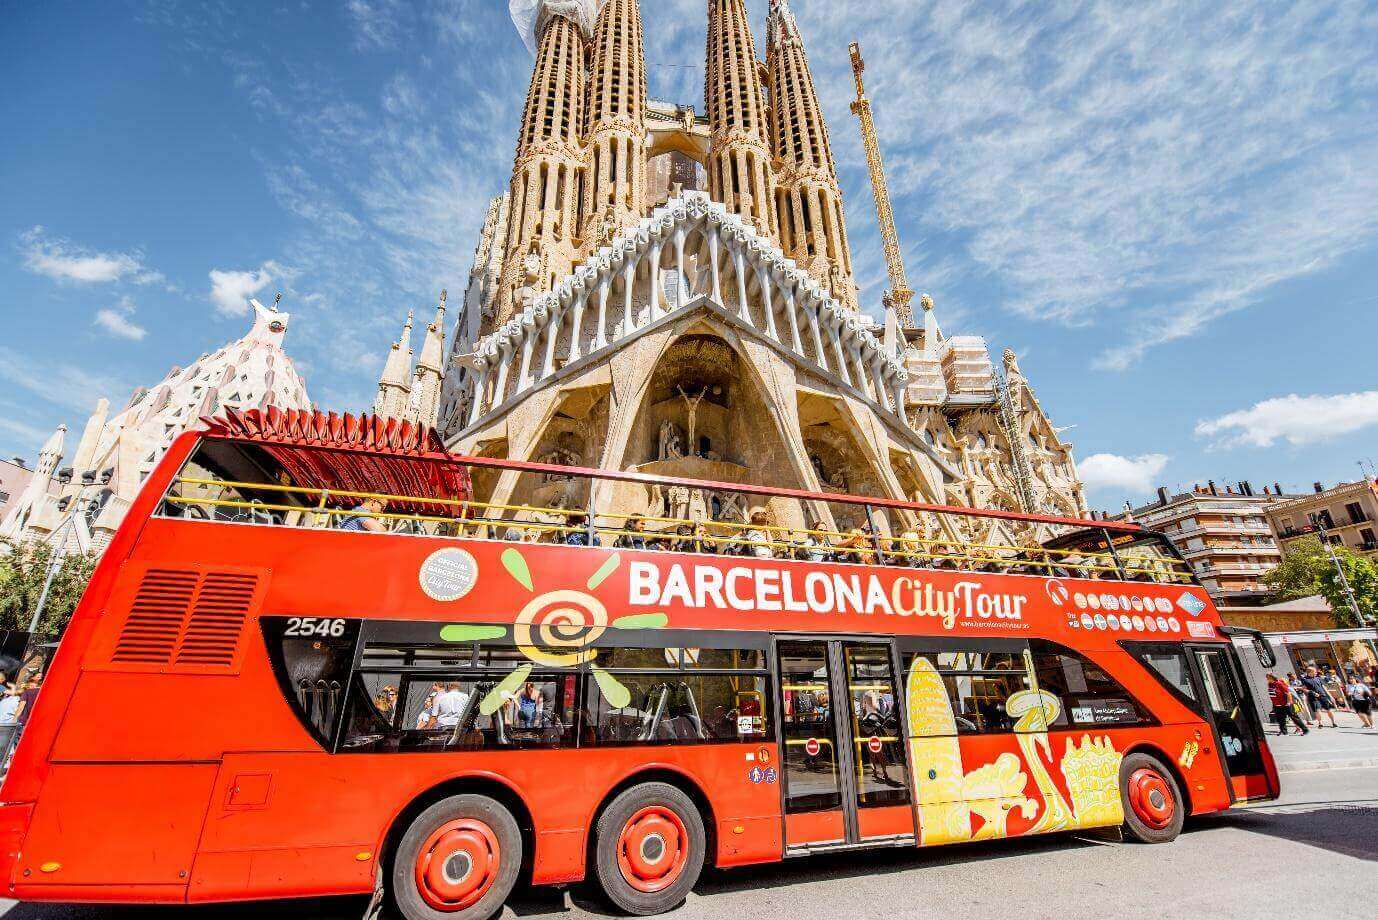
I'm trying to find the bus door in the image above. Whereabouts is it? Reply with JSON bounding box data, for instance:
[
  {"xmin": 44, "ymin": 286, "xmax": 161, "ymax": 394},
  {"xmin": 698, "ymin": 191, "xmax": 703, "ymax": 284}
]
[
  {"xmin": 776, "ymin": 639, "xmax": 914, "ymax": 854},
  {"xmin": 1186, "ymin": 644, "xmax": 1274, "ymax": 801}
]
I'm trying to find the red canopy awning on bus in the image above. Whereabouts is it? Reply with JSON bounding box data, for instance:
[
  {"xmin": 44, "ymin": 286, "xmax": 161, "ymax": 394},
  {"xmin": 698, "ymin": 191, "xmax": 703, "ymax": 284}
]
[{"xmin": 198, "ymin": 408, "xmax": 472, "ymax": 514}]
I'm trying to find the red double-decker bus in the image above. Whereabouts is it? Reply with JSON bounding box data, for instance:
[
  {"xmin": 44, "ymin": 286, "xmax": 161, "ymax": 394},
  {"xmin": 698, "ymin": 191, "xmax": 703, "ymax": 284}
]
[{"xmin": 0, "ymin": 409, "xmax": 1279, "ymax": 919}]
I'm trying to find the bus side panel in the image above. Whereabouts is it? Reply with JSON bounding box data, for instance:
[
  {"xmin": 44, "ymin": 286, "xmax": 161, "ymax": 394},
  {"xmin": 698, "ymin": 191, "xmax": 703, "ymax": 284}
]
[
  {"xmin": 191, "ymin": 746, "xmax": 782, "ymax": 899},
  {"xmin": 50, "ymin": 669, "xmax": 315, "ymax": 763},
  {"xmin": 12, "ymin": 764, "xmax": 216, "ymax": 898}
]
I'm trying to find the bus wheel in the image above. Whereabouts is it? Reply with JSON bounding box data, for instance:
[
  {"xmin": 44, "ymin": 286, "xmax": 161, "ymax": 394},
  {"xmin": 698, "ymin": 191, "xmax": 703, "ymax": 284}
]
[
  {"xmin": 1120, "ymin": 753, "xmax": 1184, "ymax": 844},
  {"xmin": 391, "ymin": 794, "xmax": 522, "ymax": 920},
  {"xmin": 595, "ymin": 783, "xmax": 706, "ymax": 916}
]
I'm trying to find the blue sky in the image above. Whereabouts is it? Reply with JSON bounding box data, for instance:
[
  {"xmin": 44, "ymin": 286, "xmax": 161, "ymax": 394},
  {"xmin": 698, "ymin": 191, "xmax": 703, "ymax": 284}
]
[{"xmin": 2, "ymin": 0, "xmax": 1376, "ymax": 511}]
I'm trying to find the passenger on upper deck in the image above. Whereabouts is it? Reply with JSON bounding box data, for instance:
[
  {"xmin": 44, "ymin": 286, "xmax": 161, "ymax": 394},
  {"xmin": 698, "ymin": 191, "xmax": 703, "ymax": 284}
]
[
  {"xmin": 338, "ymin": 497, "xmax": 388, "ymax": 533},
  {"xmin": 563, "ymin": 512, "xmax": 590, "ymax": 546},
  {"xmin": 615, "ymin": 515, "xmax": 650, "ymax": 551},
  {"xmin": 744, "ymin": 512, "xmax": 775, "ymax": 559}
]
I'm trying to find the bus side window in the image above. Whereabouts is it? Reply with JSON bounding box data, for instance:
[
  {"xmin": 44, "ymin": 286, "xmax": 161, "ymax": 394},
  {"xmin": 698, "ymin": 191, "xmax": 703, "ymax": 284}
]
[
  {"xmin": 902, "ymin": 650, "xmax": 1034, "ymax": 735},
  {"xmin": 583, "ymin": 666, "xmax": 770, "ymax": 746},
  {"xmin": 1029, "ymin": 642, "xmax": 1150, "ymax": 728}
]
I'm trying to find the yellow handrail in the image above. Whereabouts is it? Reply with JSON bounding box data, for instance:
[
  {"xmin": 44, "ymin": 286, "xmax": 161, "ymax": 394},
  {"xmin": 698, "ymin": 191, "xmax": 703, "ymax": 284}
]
[{"xmin": 159, "ymin": 476, "xmax": 1193, "ymax": 583}]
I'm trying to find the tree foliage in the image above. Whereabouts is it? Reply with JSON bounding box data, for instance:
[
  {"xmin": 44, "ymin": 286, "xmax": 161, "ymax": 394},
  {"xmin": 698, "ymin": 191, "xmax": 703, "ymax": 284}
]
[
  {"xmin": 0, "ymin": 538, "xmax": 98, "ymax": 636},
  {"xmin": 1265, "ymin": 536, "xmax": 1378, "ymax": 629}
]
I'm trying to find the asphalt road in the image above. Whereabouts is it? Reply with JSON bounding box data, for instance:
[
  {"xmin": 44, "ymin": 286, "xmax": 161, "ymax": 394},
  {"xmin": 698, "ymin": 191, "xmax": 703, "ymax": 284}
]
[{"xmin": 4, "ymin": 766, "xmax": 1375, "ymax": 920}]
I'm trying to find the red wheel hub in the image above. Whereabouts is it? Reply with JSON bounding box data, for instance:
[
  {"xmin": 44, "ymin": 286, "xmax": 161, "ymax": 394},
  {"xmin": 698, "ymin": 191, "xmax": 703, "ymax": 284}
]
[
  {"xmin": 616, "ymin": 806, "xmax": 689, "ymax": 893},
  {"xmin": 414, "ymin": 818, "xmax": 502, "ymax": 912},
  {"xmin": 1127, "ymin": 768, "xmax": 1176, "ymax": 829}
]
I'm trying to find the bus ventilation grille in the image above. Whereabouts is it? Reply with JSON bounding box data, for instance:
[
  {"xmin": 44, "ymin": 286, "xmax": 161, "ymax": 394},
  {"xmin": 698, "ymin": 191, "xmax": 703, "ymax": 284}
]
[{"xmin": 112, "ymin": 569, "xmax": 258, "ymax": 669}]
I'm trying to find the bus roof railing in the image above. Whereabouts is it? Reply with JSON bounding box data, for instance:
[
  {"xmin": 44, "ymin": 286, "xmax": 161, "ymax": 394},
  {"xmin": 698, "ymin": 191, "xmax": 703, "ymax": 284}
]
[{"xmin": 198, "ymin": 408, "xmax": 1145, "ymax": 537}]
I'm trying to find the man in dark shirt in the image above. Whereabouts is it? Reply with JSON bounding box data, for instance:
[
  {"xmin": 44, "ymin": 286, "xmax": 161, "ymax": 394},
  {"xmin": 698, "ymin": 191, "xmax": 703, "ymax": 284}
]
[{"xmin": 1300, "ymin": 667, "xmax": 1338, "ymax": 728}]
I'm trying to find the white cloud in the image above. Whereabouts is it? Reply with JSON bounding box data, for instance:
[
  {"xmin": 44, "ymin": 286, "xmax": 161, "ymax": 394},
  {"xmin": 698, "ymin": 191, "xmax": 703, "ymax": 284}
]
[
  {"xmin": 208, "ymin": 262, "xmax": 283, "ymax": 316},
  {"xmin": 19, "ymin": 226, "xmax": 163, "ymax": 285},
  {"xmin": 790, "ymin": 0, "xmax": 1378, "ymax": 369},
  {"xmin": 93, "ymin": 295, "xmax": 148, "ymax": 341},
  {"xmin": 1078, "ymin": 453, "xmax": 1171, "ymax": 496},
  {"xmin": 347, "ymin": 0, "xmax": 407, "ymax": 50},
  {"xmin": 1195, "ymin": 392, "xmax": 1378, "ymax": 449}
]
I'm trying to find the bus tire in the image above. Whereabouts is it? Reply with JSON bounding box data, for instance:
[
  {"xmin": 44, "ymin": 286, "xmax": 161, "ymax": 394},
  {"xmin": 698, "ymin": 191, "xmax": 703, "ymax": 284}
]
[
  {"xmin": 391, "ymin": 794, "xmax": 522, "ymax": 920},
  {"xmin": 594, "ymin": 782, "xmax": 706, "ymax": 916},
  {"xmin": 1120, "ymin": 752, "xmax": 1185, "ymax": 844}
]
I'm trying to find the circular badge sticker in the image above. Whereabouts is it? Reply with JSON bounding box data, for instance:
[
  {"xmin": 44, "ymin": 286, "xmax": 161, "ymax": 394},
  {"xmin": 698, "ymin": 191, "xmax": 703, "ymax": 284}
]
[
  {"xmin": 418, "ymin": 547, "xmax": 479, "ymax": 602},
  {"xmin": 868, "ymin": 736, "xmax": 883, "ymax": 754},
  {"xmin": 805, "ymin": 738, "xmax": 821, "ymax": 757}
]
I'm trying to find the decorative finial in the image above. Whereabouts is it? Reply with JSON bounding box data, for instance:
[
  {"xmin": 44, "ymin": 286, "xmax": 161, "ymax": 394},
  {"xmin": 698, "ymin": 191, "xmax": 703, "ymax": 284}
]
[
  {"xmin": 272, "ymin": 292, "xmax": 283, "ymax": 311},
  {"xmin": 920, "ymin": 294, "xmax": 934, "ymax": 311},
  {"xmin": 440, "ymin": 288, "xmax": 448, "ymax": 306}
]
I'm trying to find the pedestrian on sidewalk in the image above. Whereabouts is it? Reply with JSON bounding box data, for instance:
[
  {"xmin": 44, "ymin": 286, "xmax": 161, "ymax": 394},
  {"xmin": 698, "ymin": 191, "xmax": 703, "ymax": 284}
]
[
  {"xmin": 1300, "ymin": 666, "xmax": 1339, "ymax": 728},
  {"xmin": 1268, "ymin": 673, "xmax": 1310, "ymax": 735},
  {"xmin": 1345, "ymin": 675, "xmax": 1374, "ymax": 729},
  {"xmin": 1287, "ymin": 672, "xmax": 1316, "ymax": 726}
]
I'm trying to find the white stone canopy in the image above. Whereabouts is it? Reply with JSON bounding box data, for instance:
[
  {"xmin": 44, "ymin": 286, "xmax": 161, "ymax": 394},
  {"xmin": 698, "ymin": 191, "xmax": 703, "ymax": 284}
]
[{"xmin": 461, "ymin": 192, "xmax": 910, "ymax": 432}]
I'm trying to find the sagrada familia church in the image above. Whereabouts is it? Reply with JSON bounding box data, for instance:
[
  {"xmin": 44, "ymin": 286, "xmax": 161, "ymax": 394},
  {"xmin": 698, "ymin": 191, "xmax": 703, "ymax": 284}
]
[
  {"xmin": 385, "ymin": 0, "xmax": 1090, "ymax": 542},
  {"xmin": 5, "ymin": 0, "xmax": 1088, "ymax": 558}
]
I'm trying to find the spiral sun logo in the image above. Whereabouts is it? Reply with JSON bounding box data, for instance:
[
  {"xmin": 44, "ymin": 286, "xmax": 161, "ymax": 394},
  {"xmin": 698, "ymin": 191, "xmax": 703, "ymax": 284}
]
[{"xmin": 441, "ymin": 548, "xmax": 669, "ymax": 713}]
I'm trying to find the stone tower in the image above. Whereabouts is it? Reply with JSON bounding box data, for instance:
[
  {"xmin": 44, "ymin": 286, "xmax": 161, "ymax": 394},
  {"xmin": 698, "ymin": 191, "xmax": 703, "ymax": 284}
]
[
  {"xmin": 375, "ymin": 311, "xmax": 414, "ymax": 418},
  {"xmin": 496, "ymin": 4, "xmax": 591, "ymax": 326},
  {"xmin": 766, "ymin": 0, "xmax": 858, "ymax": 310},
  {"xmin": 580, "ymin": 0, "xmax": 648, "ymax": 251},
  {"xmin": 705, "ymin": 0, "xmax": 777, "ymax": 239},
  {"xmin": 408, "ymin": 292, "xmax": 448, "ymax": 429}
]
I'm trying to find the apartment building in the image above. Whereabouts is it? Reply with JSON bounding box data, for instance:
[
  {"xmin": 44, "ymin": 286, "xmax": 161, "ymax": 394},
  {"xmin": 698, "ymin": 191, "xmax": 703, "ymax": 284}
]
[
  {"xmin": 1122, "ymin": 480, "xmax": 1302, "ymax": 605},
  {"xmin": 0, "ymin": 457, "xmax": 33, "ymax": 524},
  {"xmin": 1266, "ymin": 479, "xmax": 1378, "ymax": 559}
]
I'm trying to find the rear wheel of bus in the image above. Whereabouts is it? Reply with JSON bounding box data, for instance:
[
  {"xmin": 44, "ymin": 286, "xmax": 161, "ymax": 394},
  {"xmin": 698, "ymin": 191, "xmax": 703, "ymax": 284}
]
[
  {"xmin": 1120, "ymin": 752, "xmax": 1185, "ymax": 844},
  {"xmin": 594, "ymin": 782, "xmax": 706, "ymax": 916},
  {"xmin": 391, "ymin": 794, "xmax": 522, "ymax": 920}
]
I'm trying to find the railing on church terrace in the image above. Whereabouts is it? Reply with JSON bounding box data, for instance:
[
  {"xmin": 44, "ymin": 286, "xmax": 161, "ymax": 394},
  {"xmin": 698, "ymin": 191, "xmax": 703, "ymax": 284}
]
[{"xmin": 156, "ymin": 457, "xmax": 1193, "ymax": 585}]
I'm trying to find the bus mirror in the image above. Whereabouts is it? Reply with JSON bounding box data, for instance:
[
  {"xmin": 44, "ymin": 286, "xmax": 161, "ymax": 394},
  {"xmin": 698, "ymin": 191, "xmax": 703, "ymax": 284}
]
[{"xmin": 1220, "ymin": 626, "xmax": 1276, "ymax": 669}]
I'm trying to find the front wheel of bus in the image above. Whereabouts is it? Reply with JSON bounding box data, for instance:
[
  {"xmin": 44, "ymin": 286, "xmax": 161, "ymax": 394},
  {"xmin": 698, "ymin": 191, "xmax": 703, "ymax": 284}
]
[
  {"xmin": 392, "ymin": 794, "xmax": 522, "ymax": 920},
  {"xmin": 1120, "ymin": 753, "xmax": 1184, "ymax": 844},
  {"xmin": 595, "ymin": 783, "xmax": 706, "ymax": 916}
]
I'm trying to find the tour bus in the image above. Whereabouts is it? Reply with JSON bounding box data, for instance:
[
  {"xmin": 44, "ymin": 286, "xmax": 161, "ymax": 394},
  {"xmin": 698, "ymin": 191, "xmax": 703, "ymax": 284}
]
[{"xmin": 0, "ymin": 409, "xmax": 1279, "ymax": 919}]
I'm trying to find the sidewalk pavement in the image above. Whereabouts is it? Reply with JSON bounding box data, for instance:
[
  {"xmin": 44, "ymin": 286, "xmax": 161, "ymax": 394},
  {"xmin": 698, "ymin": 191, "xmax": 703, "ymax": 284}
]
[{"xmin": 1265, "ymin": 708, "xmax": 1378, "ymax": 772}]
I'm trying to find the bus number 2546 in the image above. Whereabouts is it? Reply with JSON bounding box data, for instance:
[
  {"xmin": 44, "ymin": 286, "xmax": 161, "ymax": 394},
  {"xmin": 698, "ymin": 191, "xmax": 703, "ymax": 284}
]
[{"xmin": 284, "ymin": 617, "xmax": 347, "ymax": 638}]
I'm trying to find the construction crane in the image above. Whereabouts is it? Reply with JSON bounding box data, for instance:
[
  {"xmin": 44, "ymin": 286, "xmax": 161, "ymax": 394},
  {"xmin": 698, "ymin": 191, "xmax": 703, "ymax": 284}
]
[{"xmin": 849, "ymin": 41, "xmax": 915, "ymax": 329}]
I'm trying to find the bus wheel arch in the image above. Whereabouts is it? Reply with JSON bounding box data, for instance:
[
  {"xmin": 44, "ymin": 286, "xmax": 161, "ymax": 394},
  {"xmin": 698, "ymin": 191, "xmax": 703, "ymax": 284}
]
[
  {"xmin": 587, "ymin": 767, "xmax": 718, "ymax": 871},
  {"xmin": 1119, "ymin": 745, "xmax": 1189, "ymax": 843},
  {"xmin": 383, "ymin": 774, "xmax": 537, "ymax": 895},
  {"xmin": 1122, "ymin": 742, "xmax": 1194, "ymax": 817}
]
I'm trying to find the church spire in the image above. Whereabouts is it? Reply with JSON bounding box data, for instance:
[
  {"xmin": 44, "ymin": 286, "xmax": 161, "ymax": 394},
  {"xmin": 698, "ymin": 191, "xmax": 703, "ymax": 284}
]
[
  {"xmin": 706, "ymin": 0, "xmax": 778, "ymax": 239},
  {"xmin": 375, "ymin": 310, "xmax": 414, "ymax": 420},
  {"xmin": 496, "ymin": 2, "xmax": 590, "ymax": 328},
  {"xmin": 409, "ymin": 291, "xmax": 448, "ymax": 429},
  {"xmin": 767, "ymin": 0, "xmax": 857, "ymax": 310},
  {"xmin": 581, "ymin": 0, "xmax": 648, "ymax": 249}
]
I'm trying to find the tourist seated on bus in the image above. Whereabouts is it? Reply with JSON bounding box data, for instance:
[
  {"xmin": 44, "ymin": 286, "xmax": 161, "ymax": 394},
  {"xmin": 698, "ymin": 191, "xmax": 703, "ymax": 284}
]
[
  {"xmin": 667, "ymin": 525, "xmax": 697, "ymax": 553},
  {"xmin": 793, "ymin": 529, "xmax": 831, "ymax": 563},
  {"xmin": 744, "ymin": 512, "xmax": 775, "ymax": 559},
  {"xmin": 892, "ymin": 531, "xmax": 926, "ymax": 567},
  {"xmin": 615, "ymin": 515, "xmax": 650, "ymax": 550},
  {"xmin": 337, "ymin": 497, "xmax": 388, "ymax": 533},
  {"xmin": 563, "ymin": 512, "xmax": 590, "ymax": 546},
  {"xmin": 835, "ymin": 527, "xmax": 877, "ymax": 565},
  {"xmin": 693, "ymin": 523, "xmax": 719, "ymax": 554},
  {"xmin": 508, "ymin": 682, "xmax": 545, "ymax": 728}
]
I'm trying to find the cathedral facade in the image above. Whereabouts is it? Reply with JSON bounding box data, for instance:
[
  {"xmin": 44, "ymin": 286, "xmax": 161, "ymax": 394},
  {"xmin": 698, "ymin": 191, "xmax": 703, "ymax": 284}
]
[{"xmin": 432, "ymin": 0, "xmax": 1087, "ymax": 545}]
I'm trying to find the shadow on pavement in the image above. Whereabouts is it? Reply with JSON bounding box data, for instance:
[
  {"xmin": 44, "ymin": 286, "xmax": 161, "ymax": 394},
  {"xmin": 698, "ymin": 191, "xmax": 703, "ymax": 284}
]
[{"xmin": 1195, "ymin": 798, "xmax": 1378, "ymax": 863}]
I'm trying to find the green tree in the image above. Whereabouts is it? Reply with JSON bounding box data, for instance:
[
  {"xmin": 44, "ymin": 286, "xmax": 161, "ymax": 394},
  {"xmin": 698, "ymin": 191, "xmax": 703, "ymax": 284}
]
[
  {"xmin": 1264, "ymin": 536, "xmax": 1378, "ymax": 628},
  {"xmin": 0, "ymin": 538, "xmax": 99, "ymax": 637}
]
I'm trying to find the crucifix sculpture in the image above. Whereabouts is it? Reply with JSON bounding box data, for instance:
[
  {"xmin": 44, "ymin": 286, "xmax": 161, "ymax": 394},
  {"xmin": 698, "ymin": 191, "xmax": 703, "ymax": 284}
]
[{"xmin": 677, "ymin": 385, "xmax": 709, "ymax": 456}]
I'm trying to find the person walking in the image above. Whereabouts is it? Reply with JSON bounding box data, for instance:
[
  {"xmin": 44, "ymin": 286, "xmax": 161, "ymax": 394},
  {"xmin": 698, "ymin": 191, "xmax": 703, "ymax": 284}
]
[
  {"xmin": 1267, "ymin": 673, "xmax": 1309, "ymax": 735},
  {"xmin": 1345, "ymin": 675, "xmax": 1374, "ymax": 729},
  {"xmin": 1300, "ymin": 666, "xmax": 1339, "ymax": 728}
]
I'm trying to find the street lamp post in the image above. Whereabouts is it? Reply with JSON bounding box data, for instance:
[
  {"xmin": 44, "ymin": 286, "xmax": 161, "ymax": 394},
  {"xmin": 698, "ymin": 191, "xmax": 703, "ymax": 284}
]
[{"xmin": 1316, "ymin": 522, "xmax": 1370, "ymax": 628}]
